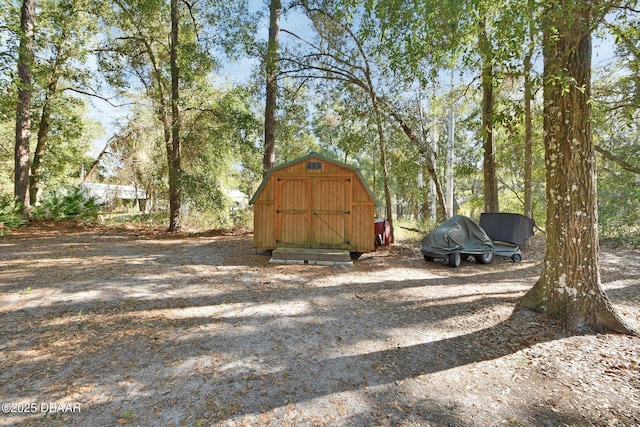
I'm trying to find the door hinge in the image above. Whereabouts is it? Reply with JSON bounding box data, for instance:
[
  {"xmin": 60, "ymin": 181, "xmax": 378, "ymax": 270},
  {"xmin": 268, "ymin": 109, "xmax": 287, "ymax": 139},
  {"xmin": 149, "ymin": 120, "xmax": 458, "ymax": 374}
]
[
  {"xmin": 344, "ymin": 210, "xmax": 350, "ymax": 215},
  {"xmin": 276, "ymin": 209, "xmax": 281, "ymax": 213}
]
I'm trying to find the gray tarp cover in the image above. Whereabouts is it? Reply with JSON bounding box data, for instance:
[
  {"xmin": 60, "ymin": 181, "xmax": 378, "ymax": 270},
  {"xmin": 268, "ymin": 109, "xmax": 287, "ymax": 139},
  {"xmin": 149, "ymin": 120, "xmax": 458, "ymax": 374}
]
[{"xmin": 421, "ymin": 215, "xmax": 494, "ymax": 256}]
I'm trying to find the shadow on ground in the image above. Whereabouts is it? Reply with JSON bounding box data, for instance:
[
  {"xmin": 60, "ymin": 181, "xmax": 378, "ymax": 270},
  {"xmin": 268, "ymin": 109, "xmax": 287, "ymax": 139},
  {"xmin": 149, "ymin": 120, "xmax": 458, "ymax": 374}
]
[{"xmin": 0, "ymin": 228, "xmax": 638, "ymax": 426}]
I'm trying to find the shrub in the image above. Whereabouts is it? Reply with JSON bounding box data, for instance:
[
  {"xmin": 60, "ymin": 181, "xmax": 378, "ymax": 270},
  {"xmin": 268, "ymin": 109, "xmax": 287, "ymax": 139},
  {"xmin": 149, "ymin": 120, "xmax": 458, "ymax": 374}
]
[
  {"xmin": 0, "ymin": 197, "xmax": 27, "ymax": 235},
  {"xmin": 33, "ymin": 187, "xmax": 102, "ymax": 223}
]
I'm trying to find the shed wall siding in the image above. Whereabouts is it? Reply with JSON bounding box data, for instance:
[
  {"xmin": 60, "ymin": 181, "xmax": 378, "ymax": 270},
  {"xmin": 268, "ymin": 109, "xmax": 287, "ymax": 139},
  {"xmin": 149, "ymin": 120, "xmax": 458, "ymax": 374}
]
[
  {"xmin": 351, "ymin": 204, "xmax": 375, "ymax": 251},
  {"xmin": 253, "ymin": 202, "xmax": 276, "ymax": 249},
  {"xmin": 352, "ymin": 179, "xmax": 371, "ymax": 203}
]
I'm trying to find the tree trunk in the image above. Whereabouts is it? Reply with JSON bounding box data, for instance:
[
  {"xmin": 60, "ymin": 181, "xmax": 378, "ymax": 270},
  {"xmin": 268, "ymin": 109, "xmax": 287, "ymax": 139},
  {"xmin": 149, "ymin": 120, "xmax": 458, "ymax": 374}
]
[
  {"xmin": 30, "ymin": 80, "xmax": 57, "ymax": 205},
  {"xmin": 168, "ymin": 0, "xmax": 181, "ymax": 232},
  {"xmin": 521, "ymin": 2, "xmax": 637, "ymax": 335},
  {"xmin": 523, "ymin": 41, "xmax": 534, "ymax": 219},
  {"xmin": 371, "ymin": 94, "xmax": 394, "ymax": 241},
  {"xmin": 263, "ymin": 0, "xmax": 281, "ymax": 175},
  {"xmin": 480, "ymin": 18, "xmax": 499, "ymax": 213},
  {"xmin": 445, "ymin": 103, "xmax": 455, "ymax": 217},
  {"xmin": 159, "ymin": 106, "xmax": 174, "ymax": 221},
  {"xmin": 387, "ymin": 110, "xmax": 447, "ymax": 223},
  {"xmin": 14, "ymin": 0, "xmax": 36, "ymax": 218}
]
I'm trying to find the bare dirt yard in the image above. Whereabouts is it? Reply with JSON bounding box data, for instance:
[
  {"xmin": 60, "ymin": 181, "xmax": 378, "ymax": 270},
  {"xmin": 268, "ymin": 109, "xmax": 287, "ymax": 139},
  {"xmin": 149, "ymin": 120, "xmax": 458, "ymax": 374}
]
[{"xmin": 0, "ymin": 224, "xmax": 639, "ymax": 427}]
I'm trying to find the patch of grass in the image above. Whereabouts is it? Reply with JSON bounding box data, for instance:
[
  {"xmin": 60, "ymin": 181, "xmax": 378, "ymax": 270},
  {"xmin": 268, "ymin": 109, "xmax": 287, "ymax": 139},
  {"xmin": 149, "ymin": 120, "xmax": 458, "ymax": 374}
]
[
  {"xmin": 117, "ymin": 409, "xmax": 135, "ymax": 423},
  {"xmin": 393, "ymin": 219, "xmax": 432, "ymax": 247}
]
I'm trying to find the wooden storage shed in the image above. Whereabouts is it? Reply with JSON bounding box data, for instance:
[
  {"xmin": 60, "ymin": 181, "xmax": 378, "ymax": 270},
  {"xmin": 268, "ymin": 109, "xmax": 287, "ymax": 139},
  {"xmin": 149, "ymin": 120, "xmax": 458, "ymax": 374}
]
[{"xmin": 250, "ymin": 152, "xmax": 379, "ymax": 253}]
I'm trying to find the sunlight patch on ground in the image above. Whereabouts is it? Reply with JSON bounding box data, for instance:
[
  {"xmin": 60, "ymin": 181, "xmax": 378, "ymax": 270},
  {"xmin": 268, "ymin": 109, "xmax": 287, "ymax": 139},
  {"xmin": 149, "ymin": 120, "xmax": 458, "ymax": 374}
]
[
  {"xmin": 604, "ymin": 280, "xmax": 638, "ymax": 290},
  {"xmin": 1, "ymin": 349, "xmax": 51, "ymax": 367},
  {"xmin": 601, "ymin": 251, "xmax": 640, "ymax": 267},
  {"xmin": 334, "ymin": 268, "xmax": 444, "ymax": 284},
  {"xmin": 151, "ymin": 300, "xmax": 311, "ymax": 320}
]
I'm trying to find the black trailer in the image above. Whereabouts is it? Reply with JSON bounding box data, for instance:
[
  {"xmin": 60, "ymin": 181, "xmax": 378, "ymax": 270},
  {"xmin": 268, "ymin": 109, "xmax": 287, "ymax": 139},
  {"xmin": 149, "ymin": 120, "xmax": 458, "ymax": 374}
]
[{"xmin": 478, "ymin": 213, "xmax": 535, "ymax": 262}]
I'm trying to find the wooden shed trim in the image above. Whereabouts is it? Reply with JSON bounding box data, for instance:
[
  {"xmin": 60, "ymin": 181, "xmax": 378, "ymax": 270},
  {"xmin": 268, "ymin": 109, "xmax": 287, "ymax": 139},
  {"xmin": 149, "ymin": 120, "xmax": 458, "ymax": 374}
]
[{"xmin": 249, "ymin": 152, "xmax": 380, "ymax": 206}]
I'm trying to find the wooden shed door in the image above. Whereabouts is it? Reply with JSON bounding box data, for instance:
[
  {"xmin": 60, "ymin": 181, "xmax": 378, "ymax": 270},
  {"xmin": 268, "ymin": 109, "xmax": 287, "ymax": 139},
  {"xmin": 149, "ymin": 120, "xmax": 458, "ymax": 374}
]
[
  {"xmin": 311, "ymin": 177, "xmax": 350, "ymax": 248},
  {"xmin": 276, "ymin": 178, "xmax": 310, "ymax": 247}
]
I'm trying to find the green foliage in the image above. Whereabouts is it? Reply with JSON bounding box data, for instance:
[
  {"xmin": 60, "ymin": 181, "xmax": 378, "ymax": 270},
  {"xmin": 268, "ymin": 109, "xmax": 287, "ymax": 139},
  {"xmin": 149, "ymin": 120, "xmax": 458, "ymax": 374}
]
[
  {"xmin": 182, "ymin": 205, "xmax": 252, "ymax": 230},
  {"xmin": 0, "ymin": 121, "xmax": 13, "ymax": 195},
  {"xmin": 103, "ymin": 80, "xmax": 261, "ymax": 231},
  {"xmin": 274, "ymin": 83, "xmax": 321, "ymax": 162},
  {"xmin": 393, "ymin": 218, "xmax": 427, "ymax": 246},
  {"xmin": 1, "ymin": 0, "xmax": 102, "ymax": 208},
  {"xmin": 598, "ymin": 166, "xmax": 640, "ymax": 244},
  {"xmin": 32, "ymin": 187, "xmax": 102, "ymax": 223},
  {"xmin": 0, "ymin": 197, "xmax": 27, "ymax": 234},
  {"xmin": 592, "ymin": 26, "xmax": 640, "ymax": 246},
  {"xmin": 0, "ymin": 0, "xmax": 636, "ymax": 246},
  {"xmin": 312, "ymin": 94, "xmax": 370, "ymax": 162},
  {"xmin": 34, "ymin": 99, "xmax": 98, "ymax": 187}
]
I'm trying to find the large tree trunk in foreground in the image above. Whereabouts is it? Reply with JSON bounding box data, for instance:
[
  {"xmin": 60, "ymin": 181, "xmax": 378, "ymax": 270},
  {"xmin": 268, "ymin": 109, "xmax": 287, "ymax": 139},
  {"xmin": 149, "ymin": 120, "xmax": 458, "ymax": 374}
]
[
  {"xmin": 263, "ymin": 0, "xmax": 281, "ymax": 175},
  {"xmin": 520, "ymin": 2, "xmax": 636, "ymax": 335},
  {"xmin": 14, "ymin": 0, "xmax": 36, "ymax": 218}
]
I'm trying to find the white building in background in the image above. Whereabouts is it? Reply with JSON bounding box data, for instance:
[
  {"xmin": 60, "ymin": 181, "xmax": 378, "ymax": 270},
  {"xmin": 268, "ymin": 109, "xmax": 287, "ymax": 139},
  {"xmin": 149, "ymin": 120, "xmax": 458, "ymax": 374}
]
[
  {"xmin": 81, "ymin": 182, "xmax": 149, "ymax": 212},
  {"xmin": 226, "ymin": 189, "xmax": 249, "ymax": 209}
]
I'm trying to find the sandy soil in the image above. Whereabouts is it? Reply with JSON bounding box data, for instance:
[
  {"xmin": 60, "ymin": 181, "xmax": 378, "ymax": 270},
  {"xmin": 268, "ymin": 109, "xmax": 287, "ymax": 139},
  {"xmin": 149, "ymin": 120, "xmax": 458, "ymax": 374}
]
[{"xmin": 0, "ymin": 223, "xmax": 638, "ymax": 427}]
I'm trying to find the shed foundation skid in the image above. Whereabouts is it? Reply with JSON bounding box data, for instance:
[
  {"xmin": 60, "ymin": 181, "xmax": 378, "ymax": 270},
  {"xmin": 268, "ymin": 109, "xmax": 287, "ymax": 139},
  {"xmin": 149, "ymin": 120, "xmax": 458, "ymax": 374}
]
[{"xmin": 269, "ymin": 247, "xmax": 353, "ymax": 266}]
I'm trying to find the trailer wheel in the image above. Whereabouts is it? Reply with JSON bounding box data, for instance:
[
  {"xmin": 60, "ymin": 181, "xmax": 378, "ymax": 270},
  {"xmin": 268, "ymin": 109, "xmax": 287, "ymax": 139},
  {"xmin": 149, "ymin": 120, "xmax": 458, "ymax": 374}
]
[
  {"xmin": 511, "ymin": 253, "xmax": 522, "ymax": 263},
  {"xmin": 474, "ymin": 252, "xmax": 495, "ymax": 264},
  {"xmin": 448, "ymin": 252, "xmax": 461, "ymax": 268}
]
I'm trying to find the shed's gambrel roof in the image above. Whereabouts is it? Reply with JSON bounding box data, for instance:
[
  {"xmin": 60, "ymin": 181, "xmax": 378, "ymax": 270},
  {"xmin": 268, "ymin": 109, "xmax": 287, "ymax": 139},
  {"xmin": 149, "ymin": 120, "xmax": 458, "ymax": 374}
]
[{"xmin": 249, "ymin": 151, "xmax": 380, "ymax": 206}]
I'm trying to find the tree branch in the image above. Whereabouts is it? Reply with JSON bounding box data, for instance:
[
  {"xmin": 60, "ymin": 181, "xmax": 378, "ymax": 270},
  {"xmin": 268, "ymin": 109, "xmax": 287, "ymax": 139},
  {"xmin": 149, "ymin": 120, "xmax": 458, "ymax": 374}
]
[
  {"xmin": 498, "ymin": 175, "xmax": 526, "ymax": 206},
  {"xmin": 595, "ymin": 145, "xmax": 640, "ymax": 174},
  {"xmin": 181, "ymin": 0, "xmax": 201, "ymax": 43},
  {"xmin": 280, "ymin": 28, "xmax": 321, "ymax": 52},
  {"xmin": 80, "ymin": 130, "xmax": 134, "ymax": 185},
  {"xmin": 278, "ymin": 58, "xmax": 370, "ymax": 91},
  {"xmin": 615, "ymin": 5, "xmax": 640, "ymax": 13},
  {"xmin": 62, "ymin": 87, "xmax": 132, "ymax": 108}
]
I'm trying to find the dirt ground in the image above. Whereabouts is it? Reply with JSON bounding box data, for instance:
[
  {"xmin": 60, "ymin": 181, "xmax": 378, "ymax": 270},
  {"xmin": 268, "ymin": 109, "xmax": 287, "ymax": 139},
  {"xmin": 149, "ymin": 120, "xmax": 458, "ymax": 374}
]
[{"xmin": 0, "ymin": 224, "xmax": 639, "ymax": 427}]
